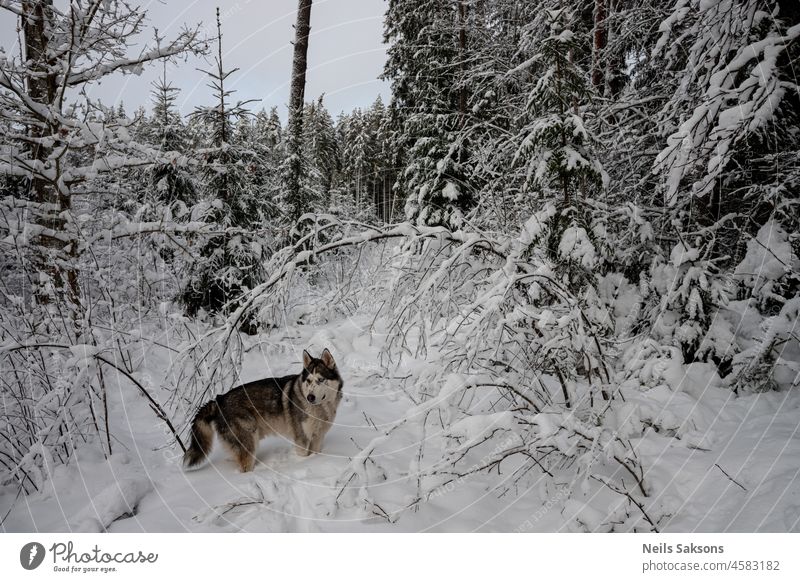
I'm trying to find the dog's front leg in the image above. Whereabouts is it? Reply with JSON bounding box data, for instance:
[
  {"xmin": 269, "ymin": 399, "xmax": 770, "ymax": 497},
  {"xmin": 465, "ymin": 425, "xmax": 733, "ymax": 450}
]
[
  {"xmin": 309, "ymin": 434, "xmax": 323, "ymax": 454},
  {"xmin": 294, "ymin": 435, "xmax": 313, "ymax": 457}
]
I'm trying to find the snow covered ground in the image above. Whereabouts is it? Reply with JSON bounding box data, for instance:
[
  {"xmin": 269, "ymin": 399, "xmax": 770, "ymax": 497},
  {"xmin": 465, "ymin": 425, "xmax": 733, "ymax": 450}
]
[{"xmin": 2, "ymin": 313, "xmax": 799, "ymax": 533}]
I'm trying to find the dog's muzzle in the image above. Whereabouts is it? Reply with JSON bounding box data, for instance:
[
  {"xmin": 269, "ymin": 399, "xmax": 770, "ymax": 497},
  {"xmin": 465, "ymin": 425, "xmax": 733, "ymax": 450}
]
[{"xmin": 306, "ymin": 394, "xmax": 325, "ymax": 405}]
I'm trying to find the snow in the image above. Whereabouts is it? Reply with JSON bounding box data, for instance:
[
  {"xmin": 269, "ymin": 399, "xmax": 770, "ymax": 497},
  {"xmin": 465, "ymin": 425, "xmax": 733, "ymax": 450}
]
[
  {"xmin": 70, "ymin": 476, "xmax": 153, "ymax": 533},
  {"xmin": 442, "ymin": 181, "xmax": 460, "ymax": 201},
  {"xmin": 654, "ymin": 7, "xmax": 800, "ymax": 202},
  {"xmin": 558, "ymin": 226, "xmax": 597, "ymax": 269},
  {"xmin": 520, "ymin": 203, "xmax": 556, "ymax": 247},
  {"xmin": 447, "ymin": 411, "xmax": 518, "ymax": 442},
  {"xmin": 734, "ymin": 220, "xmax": 798, "ymax": 300},
  {"xmin": 2, "ymin": 308, "xmax": 799, "ymax": 533},
  {"xmin": 638, "ymin": 386, "xmax": 800, "ymax": 532},
  {"xmin": 670, "ymin": 242, "xmax": 700, "ymax": 267}
]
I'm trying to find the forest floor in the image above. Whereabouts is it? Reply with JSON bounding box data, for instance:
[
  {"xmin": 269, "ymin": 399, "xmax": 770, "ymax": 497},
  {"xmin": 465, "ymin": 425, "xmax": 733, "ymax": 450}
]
[{"xmin": 2, "ymin": 314, "xmax": 799, "ymax": 532}]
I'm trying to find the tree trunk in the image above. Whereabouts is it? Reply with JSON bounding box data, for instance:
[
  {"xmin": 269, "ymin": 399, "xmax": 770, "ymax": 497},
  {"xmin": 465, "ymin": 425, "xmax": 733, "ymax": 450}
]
[
  {"xmin": 214, "ymin": 8, "xmax": 229, "ymax": 203},
  {"xmin": 22, "ymin": 0, "xmax": 79, "ymax": 304},
  {"xmin": 605, "ymin": 0, "xmax": 625, "ymax": 97},
  {"xmin": 383, "ymin": 171, "xmax": 391, "ymax": 223},
  {"xmin": 286, "ymin": 0, "xmax": 313, "ymax": 224},
  {"xmin": 592, "ymin": 0, "xmax": 607, "ymax": 91},
  {"xmin": 457, "ymin": 0, "xmax": 468, "ymax": 118}
]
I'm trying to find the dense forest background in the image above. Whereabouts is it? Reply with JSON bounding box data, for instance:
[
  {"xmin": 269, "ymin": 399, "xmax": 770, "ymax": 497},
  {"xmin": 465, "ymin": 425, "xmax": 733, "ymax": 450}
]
[{"xmin": 1, "ymin": 0, "xmax": 799, "ymax": 532}]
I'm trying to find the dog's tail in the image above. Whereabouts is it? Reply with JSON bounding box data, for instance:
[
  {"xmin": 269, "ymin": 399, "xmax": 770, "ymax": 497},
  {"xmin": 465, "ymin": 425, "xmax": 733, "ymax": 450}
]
[{"xmin": 183, "ymin": 399, "xmax": 219, "ymax": 471}]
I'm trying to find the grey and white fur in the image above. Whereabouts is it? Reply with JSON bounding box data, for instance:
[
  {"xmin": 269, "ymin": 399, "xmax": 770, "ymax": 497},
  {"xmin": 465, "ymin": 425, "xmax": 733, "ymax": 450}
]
[{"xmin": 183, "ymin": 348, "xmax": 343, "ymax": 472}]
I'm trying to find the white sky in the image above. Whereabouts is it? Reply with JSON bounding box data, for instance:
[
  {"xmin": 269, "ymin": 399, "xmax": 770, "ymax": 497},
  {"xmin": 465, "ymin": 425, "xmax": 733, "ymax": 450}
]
[{"xmin": 0, "ymin": 0, "xmax": 390, "ymax": 119}]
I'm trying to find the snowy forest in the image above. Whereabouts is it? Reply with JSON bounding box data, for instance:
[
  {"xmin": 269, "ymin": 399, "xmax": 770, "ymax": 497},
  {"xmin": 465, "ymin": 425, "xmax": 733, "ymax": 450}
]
[{"xmin": 1, "ymin": 0, "xmax": 799, "ymax": 533}]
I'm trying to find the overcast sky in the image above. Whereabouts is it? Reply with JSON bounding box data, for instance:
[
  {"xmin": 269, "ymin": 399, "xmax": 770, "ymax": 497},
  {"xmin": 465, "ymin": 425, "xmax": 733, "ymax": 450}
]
[{"xmin": 0, "ymin": 0, "xmax": 390, "ymax": 119}]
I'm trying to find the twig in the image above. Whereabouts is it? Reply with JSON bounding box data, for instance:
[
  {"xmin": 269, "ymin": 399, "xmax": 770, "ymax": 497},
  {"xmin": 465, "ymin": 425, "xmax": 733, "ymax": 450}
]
[
  {"xmin": 714, "ymin": 463, "xmax": 747, "ymax": 492},
  {"xmin": 0, "ymin": 482, "xmax": 25, "ymax": 529},
  {"xmin": 590, "ymin": 475, "xmax": 659, "ymax": 532},
  {"xmin": 94, "ymin": 355, "xmax": 186, "ymax": 452}
]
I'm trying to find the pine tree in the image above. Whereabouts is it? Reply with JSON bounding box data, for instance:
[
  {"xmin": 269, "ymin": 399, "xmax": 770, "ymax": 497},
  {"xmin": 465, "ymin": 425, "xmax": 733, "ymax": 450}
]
[
  {"xmin": 141, "ymin": 64, "xmax": 196, "ymax": 210},
  {"xmin": 251, "ymin": 108, "xmax": 285, "ymax": 221},
  {"xmin": 384, "ymin": 0, "xmax": 474, "ymax": 228},
  {"xmin": 259, "ymin": 106, "xmax": 284, "ymax": 152},
  {"xmin": 181, "ymin": 9, "xmax": 266, "ymax": 328},
  {"xmin": 649, "ymin": 0, "xmax": 800, "ymax": 265},
  {"xmin": 513, "ymin": 5, "xmax": 606, "ymax": 286},
  {"xmin": 342, "ymin": 109, "xmax": 371, "ymax": 215},
  {"xmin": 365, "ymin": 97, "xmax": 395, "ymax": 222},
  {"xmin": 302, "ymin": 97, "xmax": 338, "ymax": 209},
  {"xmin": 189, "ymin": 9, "xmax": 258, "ymax": 222}
]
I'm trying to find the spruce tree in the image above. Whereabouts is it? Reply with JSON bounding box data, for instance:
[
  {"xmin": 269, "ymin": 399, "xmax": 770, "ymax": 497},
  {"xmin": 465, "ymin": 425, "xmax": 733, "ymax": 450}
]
[
  {"xmin": 384, "ymin": 0, "xmax": 473, "ymax": 228},
  {"xmin": 302, "ymin": 97, "xmax": 339, "ymax": 210},
  {"xmin": 513, "ymin": 5, "xmax": 606, "ymax": 286},
  {"xmin": 142, "ymin": 64, "xmax": 196, "ymax": 210},
  {"xmin": 180, "ymin": 9, "xmax": 266, "ymax": 329}
]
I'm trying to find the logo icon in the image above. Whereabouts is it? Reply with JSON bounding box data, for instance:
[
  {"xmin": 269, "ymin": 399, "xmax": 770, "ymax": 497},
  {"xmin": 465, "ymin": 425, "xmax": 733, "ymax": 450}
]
[{"xmin": 20, "ymin": 542, "xmax": 46, "ymax": 570}]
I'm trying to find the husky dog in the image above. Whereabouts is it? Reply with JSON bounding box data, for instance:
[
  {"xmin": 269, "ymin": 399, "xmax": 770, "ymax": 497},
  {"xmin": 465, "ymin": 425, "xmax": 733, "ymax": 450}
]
[{"xmin": 183, "ymin": 349, "xmax": 343, "ymax": 473}]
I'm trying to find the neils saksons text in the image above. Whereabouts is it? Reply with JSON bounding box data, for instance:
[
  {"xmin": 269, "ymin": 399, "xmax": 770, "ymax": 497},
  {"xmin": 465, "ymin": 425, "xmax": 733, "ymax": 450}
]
[{"xmin": 643, "ymin": 543, "xmax": 724, "ymax": 554}]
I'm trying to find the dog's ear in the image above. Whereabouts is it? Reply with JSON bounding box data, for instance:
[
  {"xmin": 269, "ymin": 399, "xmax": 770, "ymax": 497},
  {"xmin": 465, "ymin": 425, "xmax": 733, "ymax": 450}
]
[
  {"xmin": 303, "ymin": 350, "xmax": 313, "ymax": 369},
  {"xmin": 321, "ymin": 348, "xmax": 336, "ymax": 370}
]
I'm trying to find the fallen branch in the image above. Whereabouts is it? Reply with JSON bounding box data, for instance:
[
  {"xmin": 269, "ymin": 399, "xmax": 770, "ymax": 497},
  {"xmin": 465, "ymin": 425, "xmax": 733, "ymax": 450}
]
[{"xmin": 714, "ymin": 463, "xmax": 747, "ymax": 492}]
